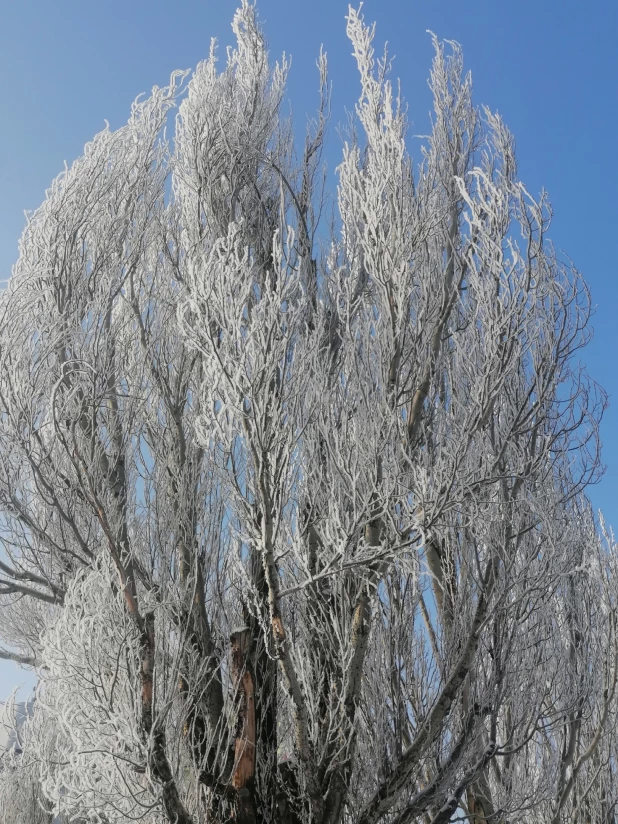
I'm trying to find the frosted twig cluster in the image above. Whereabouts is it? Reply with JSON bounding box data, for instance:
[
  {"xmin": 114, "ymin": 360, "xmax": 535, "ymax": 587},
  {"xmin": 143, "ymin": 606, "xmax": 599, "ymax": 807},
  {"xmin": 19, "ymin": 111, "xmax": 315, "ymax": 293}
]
[{"xmin": 0, "ymin": 3, "xmax": 614, "ymax": 823}]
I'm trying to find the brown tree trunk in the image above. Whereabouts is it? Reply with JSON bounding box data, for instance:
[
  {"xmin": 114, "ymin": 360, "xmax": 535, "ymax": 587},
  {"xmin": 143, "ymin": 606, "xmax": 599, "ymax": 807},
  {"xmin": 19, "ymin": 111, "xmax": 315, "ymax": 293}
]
[{"xmin": 231, "ymin": 627, "xmax": 257, "ymax": 824}]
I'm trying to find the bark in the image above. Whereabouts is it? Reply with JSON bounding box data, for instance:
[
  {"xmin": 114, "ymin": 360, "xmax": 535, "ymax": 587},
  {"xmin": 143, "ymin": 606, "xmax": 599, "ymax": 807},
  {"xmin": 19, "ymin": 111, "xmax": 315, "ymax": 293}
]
[{"xmin": 230, "ymin": 628, "xmax": 257, "ymax": 807}]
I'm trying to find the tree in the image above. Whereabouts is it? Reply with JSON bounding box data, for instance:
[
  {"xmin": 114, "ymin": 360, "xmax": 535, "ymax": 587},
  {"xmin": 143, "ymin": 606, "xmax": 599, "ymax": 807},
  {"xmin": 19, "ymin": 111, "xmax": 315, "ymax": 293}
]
[
  {"xmin": 0, "ymin": 2, "xmax": 614, "ymax": 822},
  {"xmin": 0, "ymin": 695, "xmax": 52, "ymax": 824}
]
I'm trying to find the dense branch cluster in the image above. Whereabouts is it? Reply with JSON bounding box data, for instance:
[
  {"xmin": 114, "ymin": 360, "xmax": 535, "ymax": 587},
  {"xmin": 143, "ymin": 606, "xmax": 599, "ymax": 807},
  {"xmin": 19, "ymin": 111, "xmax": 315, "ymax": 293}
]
[{"xmin": 0, "ymin": 3, "xmax": 615, "ymax": 823}]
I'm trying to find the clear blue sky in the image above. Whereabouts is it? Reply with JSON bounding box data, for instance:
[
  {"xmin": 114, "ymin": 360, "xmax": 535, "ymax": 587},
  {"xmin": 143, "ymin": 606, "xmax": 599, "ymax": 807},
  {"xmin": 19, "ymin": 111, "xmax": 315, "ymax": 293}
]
[{"xmin": 0, "ymin": 0, "xmax": 616, "ymax": 698}]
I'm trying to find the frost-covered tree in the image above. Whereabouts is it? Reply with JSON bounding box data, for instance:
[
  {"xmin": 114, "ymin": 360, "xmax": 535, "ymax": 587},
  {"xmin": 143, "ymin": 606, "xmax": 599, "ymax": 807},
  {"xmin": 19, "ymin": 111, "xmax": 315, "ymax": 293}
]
[{"xmin": 0, "ymin": 3, "xmax": 614, "ymax": 823}]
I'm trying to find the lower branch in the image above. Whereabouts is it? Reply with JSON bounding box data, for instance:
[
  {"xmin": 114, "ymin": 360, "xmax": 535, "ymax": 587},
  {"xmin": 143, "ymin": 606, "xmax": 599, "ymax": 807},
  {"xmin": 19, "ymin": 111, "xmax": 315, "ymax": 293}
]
[{"xmin": 357, "ymin": 556, "xmax": 498, "ymax": 824}]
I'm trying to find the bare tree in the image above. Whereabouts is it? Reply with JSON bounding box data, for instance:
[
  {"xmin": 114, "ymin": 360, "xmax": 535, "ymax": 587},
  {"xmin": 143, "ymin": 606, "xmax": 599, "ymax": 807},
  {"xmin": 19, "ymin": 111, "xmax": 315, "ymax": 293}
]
[
  {"xmin": 0, "ymin": 3, "xmax": 612, "ymax": 823},
  {"xmin": 0, "ymin": 695, "xmax": 53, "ymax": 824}
]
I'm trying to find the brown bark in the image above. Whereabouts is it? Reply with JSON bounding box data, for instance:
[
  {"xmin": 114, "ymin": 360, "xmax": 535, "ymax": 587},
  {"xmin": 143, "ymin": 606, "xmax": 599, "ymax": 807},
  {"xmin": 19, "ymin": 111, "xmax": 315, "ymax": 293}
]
[{"xmin": 231, "ymin": 628, "xmax": 257, "ymax": 824}]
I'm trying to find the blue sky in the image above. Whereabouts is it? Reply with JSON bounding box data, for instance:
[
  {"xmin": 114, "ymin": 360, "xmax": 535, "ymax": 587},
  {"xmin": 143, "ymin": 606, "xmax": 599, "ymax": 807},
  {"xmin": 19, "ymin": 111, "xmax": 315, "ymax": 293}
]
[{"xmin": 0, "ymin": 0, "xmax": 616, "ymax": 698}]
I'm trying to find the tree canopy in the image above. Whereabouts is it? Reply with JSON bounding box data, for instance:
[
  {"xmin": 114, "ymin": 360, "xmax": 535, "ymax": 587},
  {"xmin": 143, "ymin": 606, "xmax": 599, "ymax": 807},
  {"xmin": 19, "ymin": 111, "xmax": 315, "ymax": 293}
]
[{"xmin": 0, "ymin": 4, "xmax": 615, "ymax": 823}]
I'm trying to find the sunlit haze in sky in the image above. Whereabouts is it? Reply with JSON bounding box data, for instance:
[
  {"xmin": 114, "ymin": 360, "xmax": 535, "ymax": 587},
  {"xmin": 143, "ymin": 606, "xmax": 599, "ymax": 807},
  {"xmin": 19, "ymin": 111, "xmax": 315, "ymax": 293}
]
[{"xmin": 0, "ymin": 0, "xmax": 616, "ymax": 700}]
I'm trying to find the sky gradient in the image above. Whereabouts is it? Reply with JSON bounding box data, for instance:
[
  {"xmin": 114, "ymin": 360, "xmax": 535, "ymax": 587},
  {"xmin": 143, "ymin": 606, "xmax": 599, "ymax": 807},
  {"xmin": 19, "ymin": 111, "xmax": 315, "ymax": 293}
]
[{"xmin": 0, "ymin": 0, "xmax": 616, "ymax": 700}]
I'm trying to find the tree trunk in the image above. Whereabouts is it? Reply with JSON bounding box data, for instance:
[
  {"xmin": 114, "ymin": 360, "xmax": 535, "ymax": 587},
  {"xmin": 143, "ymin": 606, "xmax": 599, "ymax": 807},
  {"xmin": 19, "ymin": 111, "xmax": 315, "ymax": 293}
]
[{"xmin": 231, "ymin": 627, "xmax": 257, "ymax": 824}]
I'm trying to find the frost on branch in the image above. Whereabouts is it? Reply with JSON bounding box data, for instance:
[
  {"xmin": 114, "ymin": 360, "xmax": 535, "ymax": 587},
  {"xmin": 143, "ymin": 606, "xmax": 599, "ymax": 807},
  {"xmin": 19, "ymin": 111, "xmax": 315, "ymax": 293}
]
[
  {"xmin": 31, "ymin": 559, "xmax": 160, "ymax": 822},
  {"xmin": 0, "ymin": 2, "xmax": 615, "ymax": 823}
]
